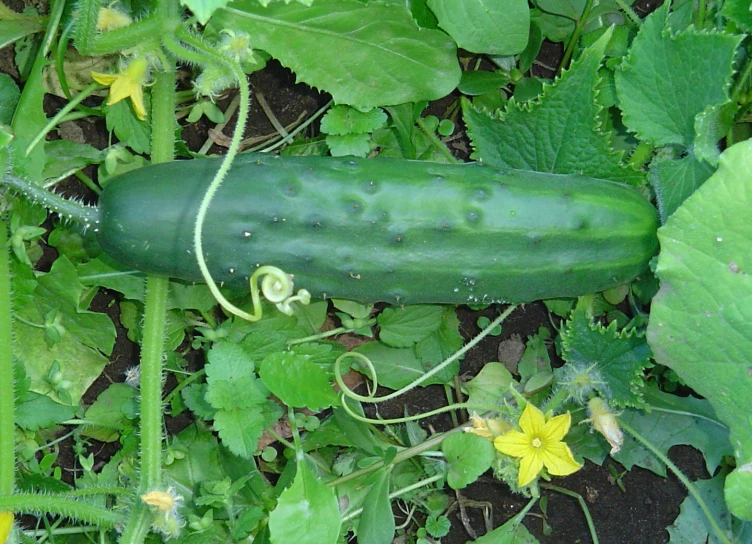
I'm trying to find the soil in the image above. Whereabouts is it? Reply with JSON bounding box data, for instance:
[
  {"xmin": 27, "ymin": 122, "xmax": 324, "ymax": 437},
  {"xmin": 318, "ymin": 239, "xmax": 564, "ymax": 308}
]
[{"xmin": 3, "ymin": 3, "xmax": 710, "ymax": 542}]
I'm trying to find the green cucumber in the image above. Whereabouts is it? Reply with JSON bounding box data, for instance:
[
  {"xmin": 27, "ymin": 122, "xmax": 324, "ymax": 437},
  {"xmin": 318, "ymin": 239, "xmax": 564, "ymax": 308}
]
[{"xmin": 92, "ymin": 153, "xmax": 658, "ymax": 305}]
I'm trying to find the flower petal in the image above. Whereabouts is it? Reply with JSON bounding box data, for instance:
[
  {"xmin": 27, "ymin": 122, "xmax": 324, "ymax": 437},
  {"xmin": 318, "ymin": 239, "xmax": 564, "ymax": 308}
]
[
  {"xmin": 129, "ymin": 86, "xmax": 147, "ymax": 120},
  {"xmin": 494, "ymin": 430, "xmax": 531, "ymax": 458},
  {"xmin": 0, "ymin": 511, "xmax": 13, "ymax": 543},
  {"xmin": 540, "ymin": 441, "xmax": 582, "ymax": 477},
  {"xmin": 540, "ymin": 412, "xmax": 571, "ymax": 443},
  {"xmin": 519, "ymin": 403, "xmax": 545, "ymax": 436},
  {"xmin": 518, "ymin": 450, "xmax": 544, "ymax": 487},
  {"xmin": 91, "ymin": 72, "xmax": 118, "ymax": 85}
]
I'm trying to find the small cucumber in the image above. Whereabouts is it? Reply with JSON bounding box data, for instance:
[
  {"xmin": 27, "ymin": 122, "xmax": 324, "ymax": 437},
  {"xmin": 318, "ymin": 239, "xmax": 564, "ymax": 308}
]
[{"xmin": 94, "ymin": 153, "xmax": 658, "ymax": 305}]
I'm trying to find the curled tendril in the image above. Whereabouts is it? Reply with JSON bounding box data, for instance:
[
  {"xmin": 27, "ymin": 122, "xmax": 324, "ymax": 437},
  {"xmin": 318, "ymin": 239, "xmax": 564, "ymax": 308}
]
[
  {"xmin": 333, "ymin": 305, "xmax": 520, "ymax": 426},
  {"xmin": 247, "ymin": 265, "xmax": 311, "ymax": 320}
]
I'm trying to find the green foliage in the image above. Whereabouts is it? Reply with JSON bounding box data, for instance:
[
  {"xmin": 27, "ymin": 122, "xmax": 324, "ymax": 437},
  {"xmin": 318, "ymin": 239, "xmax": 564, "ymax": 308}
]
[
  {"xmin": 268, "ymin": 460, "xmax": 341, "ymax": 544},
  {"xmin": 463, "ymin": 30, "xmax": 643, "ymax": 185},
  {"xmin": 442, "ymin": 432, "xmax": 495, "ymax": 489},
  {"xmin": 357, "ymin": 470, "xmax": 394, "ymax": 544},
  {"xmin": 210, "ymin": 0, "xmax": 461, "ymax": 107},
  {"xmin": 647, "ymin": 140, "xmax": 752, "ymax": 517}
]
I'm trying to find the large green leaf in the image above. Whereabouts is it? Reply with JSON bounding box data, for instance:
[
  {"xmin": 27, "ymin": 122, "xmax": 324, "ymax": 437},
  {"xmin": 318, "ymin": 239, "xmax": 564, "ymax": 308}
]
[
  {"xmin": 614, "ymin": 386, "xmax": 731, "ymax": 478},
  {"xmin": 269, "ymin": 461, "xmax": 340, "ymax": 544},
  {"xmin": 614, "ymin": 3, "xmax": 741, "ymax": 148},
  {"xmin": 647, "ymin": 140, "xmax": 752, "ymax": 515},
  {"xmin": 211, "ymin": 0, "xmax": 460, "ymax": 107},
  {"xmin": 463, "ymin": 29, "xmax": 642, "ymax": 185},
  {"xmin": 428, "ymin": 0, "xmax": 529, "ymax": 55}
]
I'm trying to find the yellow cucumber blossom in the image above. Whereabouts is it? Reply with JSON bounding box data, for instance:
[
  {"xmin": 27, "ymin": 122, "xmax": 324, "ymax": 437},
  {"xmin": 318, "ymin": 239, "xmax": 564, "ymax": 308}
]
[
  {"xmin": 0, "ymin": 511, "xmax": 12, "ymax": 544},
  {"xmin": 466, "ymin": 412, "xmax": 511, "ymax": 441},
  {"xmin": 494, "ymin": 403, "xmax": 582, "ymax": 487},
  {"xmin": 96, "ymin": 7, "xmax": 132, "ymax": 31},
  {"xmin": 141, "ymin": 487, "xmax": 185, "ymax": 539},
  {"xmin": 588, "ymin": 397, "xmax": 623, "ymax": 455},
  {"xmin": 91, "ymin": 57, "xmax": 148, "ymax": 120}
]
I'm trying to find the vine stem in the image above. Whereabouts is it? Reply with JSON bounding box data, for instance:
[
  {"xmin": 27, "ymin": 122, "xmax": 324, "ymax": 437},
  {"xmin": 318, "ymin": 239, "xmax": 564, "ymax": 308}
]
[
  {"xmin": 619, "ymin": 419, "xmax": 732, "ymax": 544},
  {"xmin": 340, "ymin": 473, "xmax": 444, "ymax": 523},
  {"xmin": 558, "ymin": 0, "xmax": 597, "ymax": 73},
  {"xmin": 335, "ymin": 304, "xmax": 518, "ymax": 405},
  {"xmin": 118, "ymin": 60, "xmax": 176, "ymax": 544},
  {"xmin": 540, "ymin": 484, "xmax": 599, "ymax": 544},
  {"xmin": 165, "ymin": 29, "xmax": 259, "ymax": 322},
  {"xmin": 0, "ymin": 494, "xmax": 125, "ymax": 527},
  {"xmin": 0, "ymin": 222, "xmax": 14, "ymax": 497}
]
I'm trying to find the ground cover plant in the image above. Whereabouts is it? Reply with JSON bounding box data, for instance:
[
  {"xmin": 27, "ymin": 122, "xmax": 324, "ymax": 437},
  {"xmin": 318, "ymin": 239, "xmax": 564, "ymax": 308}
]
[{"xmin": 0, "ymin": 0, "xmax": 751, "ymax": 542}]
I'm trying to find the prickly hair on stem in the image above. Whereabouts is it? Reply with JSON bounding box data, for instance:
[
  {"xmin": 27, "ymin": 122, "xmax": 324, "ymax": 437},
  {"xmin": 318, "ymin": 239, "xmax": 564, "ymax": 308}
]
[{"xmin": 2, "ymin": 173, "xmax": 101, "ymax": 230}]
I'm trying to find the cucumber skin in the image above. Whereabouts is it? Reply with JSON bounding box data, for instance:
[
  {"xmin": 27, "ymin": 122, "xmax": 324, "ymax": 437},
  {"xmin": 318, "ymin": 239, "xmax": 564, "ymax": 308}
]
[{"xmin": 97, "ymin": 153, "xmax": 659, "ymax": 305}]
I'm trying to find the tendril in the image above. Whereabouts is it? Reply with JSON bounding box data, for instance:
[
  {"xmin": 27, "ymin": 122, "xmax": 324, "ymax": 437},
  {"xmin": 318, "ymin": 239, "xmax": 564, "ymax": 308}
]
[{"xmin": 334, "ymin": 305, "xmax": 519, "ymax": 426}]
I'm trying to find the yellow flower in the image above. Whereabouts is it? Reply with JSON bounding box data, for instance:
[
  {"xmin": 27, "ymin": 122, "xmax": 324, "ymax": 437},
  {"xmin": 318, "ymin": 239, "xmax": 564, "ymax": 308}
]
[
  {"xmin": 91, "ymin": 58, "xmax": 148, "ymax": 120},
  {"xmin": 494, "ymin": 403, "xmax": 582, "ymax": 487},
  {"xmin": 0, "ymin": 511, "xmax": 13, "ymax": 544}
]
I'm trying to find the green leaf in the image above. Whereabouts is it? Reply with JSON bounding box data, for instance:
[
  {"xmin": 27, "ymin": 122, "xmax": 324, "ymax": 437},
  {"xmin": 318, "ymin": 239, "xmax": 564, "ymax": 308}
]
[
  {"xmin": 206, "ymin": 340, "xmax": 256, "ymax": 381},
  {"xmin": 182, "ymin": 383, "xmax": 217, "ymax": 420},
  {"xmin": 13, "ymin": 304, "xmax": 108, "ymax": 405},
  {"xmin": 0, "ymin": 17, "xmax": 43, "ymax": 50},
  {"xmin": 648, "ymin": 152, "xmax": 715, "ymax": 223},
  {"xmin": 722, "ymin": 0, "xmax": 752, "ymax": 32},
  {"xmin": 378, "ymin": 305, "xmax": 444, "ymax": 348},
  {"xmin": 212, "ymin": 0, "xmax": 461, "ymax": 107},
  {"xmin": 426, "ymin": 515, "xmax": 451, "ymax": 538},
  {"xmin": 0, "ymin": 73, "xmax": 20, "ymax": 124},
  {"xmin": 103, "ymin": 97, "xmax": 151, "ymax": 154},
  {"xmin": 614, "ymin": 3, "xmax": 742, "ymax": 147},
  {"xmin": 463, "ymin": 362, "xmax": 515, "ymax": 407},
  {"xmin": 614, "ymin": 385, "xmax": 731, "ymax": 477},
  {"xmin": 353, "ymin": 342, "xmax": 448, "ymax": 389},
  {"xmin": 443, "ymin": 433, "xmax": 495, "ymax": 489},
  {"xmin": 320, "ymin": 106, "xmax": 387, "ymax": 135},
  {"xmin": 42, "ymin": 140, "xmax": 106, "ymax": 181},
  {"xmin": 214, "ymin": 402, "xmax": 281, "ymax": 458},
  {"xmin": 694, "ymin": 101, "xmax": 737, "ymax": 168},
  {"xmin": 325, "ymin": 133, "xmax": 371, "ymax": 157},
  {"xmin": 428, "ymin": 0, "xmax": 529, "ymax": 55},
  {"xmin": 647, "ymin": 140, "xmax": 752, "ymax": 479},
  {"xmin": 35, "ymin": 256, "xmax": 116, "ymax": 355},
  {"xmin": 473, "ymin": 515, "xmax": 538, "ymax": 543},
  {"xmin": 667, "ymin": 472, "xmax": 752, "ymax": 541},
  {"xmin": 15, "ymin": 392, "xmax": 76, "ymax": 431},
  {"xmin": 269, "ymin": 460, "xmax": 340, "ymax": 544},
  {"xmin": 414, "ymin": 307, "xmax": 463, "ymax": 382},
  {"xmin": 561, "ymin": 305, "xmax": 651, "ymax": 408},
  {"xmin": 181, "ymin": 0, "xmax": 230, "ymax": 24},
  {"xmin": 81, "ymin": 383, "xmax": 138, "ymax": 442},
  {"xmin": 357, "ymin": 470, "xmax": 394, "ymax": 544},
  {"xmin": 259, "ymin": 352, "xmax": 338, "ymax": 410},
  {"xmin": 463, "ymin": 29, "xmax": 642, "ymax": 185}
]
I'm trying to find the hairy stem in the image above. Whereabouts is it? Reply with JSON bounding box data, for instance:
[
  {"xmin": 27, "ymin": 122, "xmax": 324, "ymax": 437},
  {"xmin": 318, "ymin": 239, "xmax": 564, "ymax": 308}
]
[
  {"xmin": 1, "ymin": 172, "xmax": 100, "ymax": 228},
  {"xmin": 118, "ymin": 62, "xmax": 176, "ymax": 544},
  {"xmin": 0, "ymin": 494, "xmax": 125, "ymax": 527},
  {"xmin": 0, "ymin": 222, "xmax": 14, "ymax": 497}
]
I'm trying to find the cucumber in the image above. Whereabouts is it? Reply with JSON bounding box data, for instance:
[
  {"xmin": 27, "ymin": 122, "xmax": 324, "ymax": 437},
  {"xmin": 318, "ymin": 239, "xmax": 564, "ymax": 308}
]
[{"xmin": 93, "ymin": 153, "xmax": 659, "ymax": 305}]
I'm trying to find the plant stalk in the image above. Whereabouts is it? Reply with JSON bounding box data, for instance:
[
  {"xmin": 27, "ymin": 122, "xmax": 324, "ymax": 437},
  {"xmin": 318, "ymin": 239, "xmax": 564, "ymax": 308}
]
[{"xmin": 0, "ymin": 222, "xmax": 14, "ymax": 497}]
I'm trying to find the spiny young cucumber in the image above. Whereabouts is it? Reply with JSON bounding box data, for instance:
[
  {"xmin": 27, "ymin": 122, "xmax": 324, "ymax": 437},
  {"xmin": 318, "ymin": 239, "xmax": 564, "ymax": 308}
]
[{"xmin": 4, "ymin": 153, "xmax": 659, "ymax": 305}]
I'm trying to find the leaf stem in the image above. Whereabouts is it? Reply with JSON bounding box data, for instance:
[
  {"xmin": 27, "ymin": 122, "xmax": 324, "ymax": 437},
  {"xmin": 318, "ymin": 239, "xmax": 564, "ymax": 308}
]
[
  {"xmin": 0, "ymin": 222, "xmax": 14, "ymax": 498},
  {"xmin": 25, "ymin": 83, "xmax": 101, "ymax": 157},
  {"xmin": 619, "ymin": 419, "xmax": 732, "ymax": 544},
  {"xmin": 540, "ymin": 483, "xmax": 599, "ymax": 544},
  {"xmin": 0, "ymin": 494, "xmax": 125, "ymax": 527},
  {"xmin": 612, "ymin": 0, "xmax": 641, "ymax": 26},
  {"xmin": 340, "ymin": 473, "xmax": 444, "ymax": 522},
  {"xmin": 415, "ymin": 117, "xmax": 459, "ymax": 164},
  {"xmin": 558, "ymin": 0, "xmax": 597, "ymax": 73}
]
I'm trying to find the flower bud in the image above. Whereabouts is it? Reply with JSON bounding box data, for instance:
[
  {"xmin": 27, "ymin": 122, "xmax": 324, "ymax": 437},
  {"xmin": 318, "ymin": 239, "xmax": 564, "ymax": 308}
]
[{"xmin": 588, "ymin": 397, "xmax": 623, "ymax": 455}]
